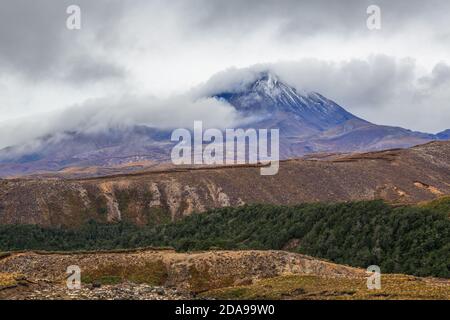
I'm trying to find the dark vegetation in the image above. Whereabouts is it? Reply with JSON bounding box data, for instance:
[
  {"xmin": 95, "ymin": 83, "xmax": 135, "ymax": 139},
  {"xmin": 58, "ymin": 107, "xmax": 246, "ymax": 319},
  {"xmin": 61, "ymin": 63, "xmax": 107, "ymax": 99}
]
[
  {"xmin": 0, "ymin": 200, "xmax": 449, "ymax": 278},
  {"xmin": 420, "ymin": 196, "xmax": 450, "ymax": 217}
]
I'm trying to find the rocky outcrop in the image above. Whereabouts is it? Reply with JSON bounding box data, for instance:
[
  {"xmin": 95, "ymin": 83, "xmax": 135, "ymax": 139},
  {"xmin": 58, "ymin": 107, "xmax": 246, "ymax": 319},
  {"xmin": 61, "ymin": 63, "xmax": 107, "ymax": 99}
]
[
  {"xmin": 0, "ymin": 249, "xmax": 448, "ymax": 300},
  {"xmin": 0, "ymin": 249, "xmax": 363, "ymax": 294}
]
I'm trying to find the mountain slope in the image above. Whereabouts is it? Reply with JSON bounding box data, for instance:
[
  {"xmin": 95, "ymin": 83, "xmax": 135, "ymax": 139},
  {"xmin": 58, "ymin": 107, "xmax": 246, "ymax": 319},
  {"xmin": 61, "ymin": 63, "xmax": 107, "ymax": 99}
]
[
  {"xmin": 215, "ymin": 72, "xmax": 365, "ymax": 132},
  {"xmin": 0, "ymin": 141, "xmax": 449, "ymax": 227},
  {"xmin": 437, "ymin": 129, "xmax": 450, "ymax": 140},
  {"xmin": 0, "ymin": 126, "xmax": 173, "ymax": 177}
]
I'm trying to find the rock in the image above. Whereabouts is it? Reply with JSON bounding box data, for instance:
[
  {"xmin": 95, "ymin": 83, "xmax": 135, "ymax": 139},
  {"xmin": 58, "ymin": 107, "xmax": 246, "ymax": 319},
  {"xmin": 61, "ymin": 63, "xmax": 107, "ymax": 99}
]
[{"xmin": 155, "ymin": 287, "xmax": 165, "ymax": 295}]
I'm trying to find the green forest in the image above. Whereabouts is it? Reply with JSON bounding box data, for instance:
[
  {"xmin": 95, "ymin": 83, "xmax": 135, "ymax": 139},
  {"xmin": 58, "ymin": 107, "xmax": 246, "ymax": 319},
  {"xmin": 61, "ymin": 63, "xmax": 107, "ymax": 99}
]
[{"xmin": 0, "ymin": 200, "xmax": 449, "ymax": 278}]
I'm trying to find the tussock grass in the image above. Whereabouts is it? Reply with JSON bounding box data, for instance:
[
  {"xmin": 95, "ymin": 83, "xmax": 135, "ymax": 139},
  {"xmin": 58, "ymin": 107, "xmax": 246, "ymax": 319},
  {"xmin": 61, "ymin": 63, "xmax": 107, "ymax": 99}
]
[{"xmin": 202, "ymin": 274, "xmax": 450, "ymax": 300}]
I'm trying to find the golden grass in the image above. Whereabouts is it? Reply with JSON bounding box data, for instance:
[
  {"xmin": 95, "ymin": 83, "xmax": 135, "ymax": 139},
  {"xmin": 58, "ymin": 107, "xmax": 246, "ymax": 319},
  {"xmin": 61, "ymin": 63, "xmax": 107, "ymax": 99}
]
[
  {"xmin": 201, "ymin": 274, "xmax": 450, "ymax": 300},
  {"xmin": 0, "ymin": 273, "xmax": 21, "ymax": 288}
]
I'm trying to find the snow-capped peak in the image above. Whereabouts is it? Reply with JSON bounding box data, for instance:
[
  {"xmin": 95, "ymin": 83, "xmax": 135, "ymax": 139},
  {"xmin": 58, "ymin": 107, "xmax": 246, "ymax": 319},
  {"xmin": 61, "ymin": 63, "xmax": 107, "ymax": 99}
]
[
  {"xmin": 250, "ymin": 72, "xmax": 318, "ymax": 107},
  {"xmin": 252, "ymin": 72, "xmax": 295, "ymax": 99},
  {"xmin": 257, "ymin": 72, "xmax": 278, "ymax": 88},
  {"xmin": 213, "ymin": 71, "xmax": 359, "ymax": 127}
]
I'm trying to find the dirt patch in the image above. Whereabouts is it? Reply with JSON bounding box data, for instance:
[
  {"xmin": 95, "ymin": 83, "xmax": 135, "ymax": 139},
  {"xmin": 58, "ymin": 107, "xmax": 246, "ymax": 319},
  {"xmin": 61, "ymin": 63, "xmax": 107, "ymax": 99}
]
[{"xmin": 414, "ymin": 181, "xmax": 443, "ymax": 195}]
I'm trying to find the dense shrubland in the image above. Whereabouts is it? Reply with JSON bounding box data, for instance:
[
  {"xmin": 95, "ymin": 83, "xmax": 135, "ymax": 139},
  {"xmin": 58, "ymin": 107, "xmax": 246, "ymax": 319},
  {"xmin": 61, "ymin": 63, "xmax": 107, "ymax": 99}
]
[{"xmin": 0, "ymin": 200, "xmax": 448, "ymax": 278}]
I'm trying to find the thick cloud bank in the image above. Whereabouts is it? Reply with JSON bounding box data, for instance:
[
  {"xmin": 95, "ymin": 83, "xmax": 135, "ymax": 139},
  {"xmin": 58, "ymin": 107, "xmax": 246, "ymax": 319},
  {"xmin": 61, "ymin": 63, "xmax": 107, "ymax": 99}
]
[
  {"xmin": 1, "ymin": 56, "xmax": 449, "ymax": 151},
  {"xmin": 0, "ymin": 1, "xmax": 449, "ymax": 149},
  {"xmin": 0, "ymin": 94, "xmax": 244, "ymax": 150}
]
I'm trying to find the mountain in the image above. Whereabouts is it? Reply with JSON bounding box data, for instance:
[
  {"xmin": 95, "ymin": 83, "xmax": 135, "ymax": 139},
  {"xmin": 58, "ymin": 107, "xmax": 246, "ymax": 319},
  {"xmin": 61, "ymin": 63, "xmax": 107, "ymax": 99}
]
[
  {"xmin": 1, "ymin": 141, "xmax": 449, "ymax": 227},
  {"xmin": 214, "ymin": 72, "xmax": 437, "ymax": 157},
  {"xmin": 0, "ymin": 126, "xmax": 174, "ymax": 177},
  {"xmin": 437, "ymin": 129, "xmax": 450, "ymax": 140},
  {"xmin": 0, "ymin": 71, "xmax": 446, "ymax": 177},
  {"xmin": 216, "ymin": 72, "xmax": 366, "ymax": 134}
]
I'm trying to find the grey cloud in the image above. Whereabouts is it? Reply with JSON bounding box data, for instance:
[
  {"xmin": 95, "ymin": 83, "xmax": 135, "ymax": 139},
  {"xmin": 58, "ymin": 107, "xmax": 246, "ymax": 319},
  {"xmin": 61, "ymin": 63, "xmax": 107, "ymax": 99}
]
[
  {"xmin": 0, "ymin": 92, "xmax": 245, "ymax": 150},
  {"xmin": 0, "ymin": 0, "xmax": 126, "ymax": 83},
  {"xmin": 0, "ymin": 55, "xmax": 449, "ymax": 150},
  {"xmin": 171, "ymin": 0, "xmax": 450, "ymax": 40},
  {"xmin": 1, "ymin": 0, "xmax": 450, "ymax": 83},
  {"xmin": 419, "ymin": 63, "xmax": 450, "ymax": 89},
  {"xmin": 0, "ymin": 0, "xmax": 449, "ymax": 142},
  {"xmin": 274, "ymin": 56, "xmax": 417, "ymax": 109},
  {"xmin": 62, "ymin": 55, "xmax": 126, "ymax": 84},
  {"xmin": 0, "ymin": 1, "xmax": 64, "ymax": 77}
]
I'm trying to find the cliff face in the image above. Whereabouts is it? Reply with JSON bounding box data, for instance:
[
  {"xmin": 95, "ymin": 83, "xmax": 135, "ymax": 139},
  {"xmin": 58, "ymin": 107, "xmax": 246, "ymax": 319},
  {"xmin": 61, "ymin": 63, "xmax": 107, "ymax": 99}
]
[{"xmin": 0, "ymin": 141, "xmax": 449, "ymax": 227}]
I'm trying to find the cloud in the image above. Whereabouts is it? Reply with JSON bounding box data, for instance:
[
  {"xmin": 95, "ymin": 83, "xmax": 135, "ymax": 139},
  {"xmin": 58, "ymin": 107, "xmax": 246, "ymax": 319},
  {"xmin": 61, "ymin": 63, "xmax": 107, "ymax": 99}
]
[
  {"xmin": 0, "ymin": 0, "xmax": 126, "ymax": 83},
  {"xmin": 195, "ymin": 56, "xmax": 450, "ymax": 133},
  {"xmin": 61, "ymin": 55, "xmax": 126, "ymax": 84},
  {"xmin": 1, "ymin": 54, "xmax": 449, "ymax": 152},
  {"xmin": 268, "ymin": 56, "xmax": 417, "ymax": 109},
  {"xmin": 0, "ymin": 0, "xmax": 449, "ymax": 149},
  {"xmin": 2, "ymin": 0, "xmax": 450, "ymax": 86},
  {"xmin": 173, "ymin": 0, "xmax": 448, "ymax": 39},
  {"xmin": 0, "ymin": 92, "xmax": 246, "ymax": 150},
  {"xmin": 419, "ymin": 63, "xmax": 450, "ymax": 89},
  {"xmin": 270, "ymin": 57, "xmax": 450, "ymax": 133}
]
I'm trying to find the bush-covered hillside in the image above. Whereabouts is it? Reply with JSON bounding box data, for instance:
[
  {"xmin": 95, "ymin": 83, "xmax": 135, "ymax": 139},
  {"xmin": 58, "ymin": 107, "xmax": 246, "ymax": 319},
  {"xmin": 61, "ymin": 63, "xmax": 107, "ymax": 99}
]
[{"xmin": 0, "ymin": 200, "xmax": 449, "ymax": 278}]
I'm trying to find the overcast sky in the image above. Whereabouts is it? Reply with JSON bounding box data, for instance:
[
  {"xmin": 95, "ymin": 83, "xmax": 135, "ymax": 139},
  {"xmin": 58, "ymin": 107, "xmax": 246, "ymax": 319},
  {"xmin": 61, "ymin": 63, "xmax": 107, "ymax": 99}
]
[{"xmin": 0, "ymin": 0, "xmax": 449, "ymax": 148}]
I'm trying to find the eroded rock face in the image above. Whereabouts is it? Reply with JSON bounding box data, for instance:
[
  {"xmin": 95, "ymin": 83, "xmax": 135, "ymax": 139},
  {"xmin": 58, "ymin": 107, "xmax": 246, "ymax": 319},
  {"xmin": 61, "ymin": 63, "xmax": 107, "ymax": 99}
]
[{"xmin": 0, "ymin": 141, "xmax": 449, "ymax": 227}]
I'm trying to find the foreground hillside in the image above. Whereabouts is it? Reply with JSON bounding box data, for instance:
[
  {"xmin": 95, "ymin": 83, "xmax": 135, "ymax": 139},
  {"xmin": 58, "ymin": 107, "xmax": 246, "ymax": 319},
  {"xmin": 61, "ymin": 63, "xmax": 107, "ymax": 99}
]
[
  {"xmin": 0, "ymin": 249, "xmax": 448, "ymax": 300},
  {"xmin": 0, "ymin": 141, "xmax": 449, "ymax": 227}
]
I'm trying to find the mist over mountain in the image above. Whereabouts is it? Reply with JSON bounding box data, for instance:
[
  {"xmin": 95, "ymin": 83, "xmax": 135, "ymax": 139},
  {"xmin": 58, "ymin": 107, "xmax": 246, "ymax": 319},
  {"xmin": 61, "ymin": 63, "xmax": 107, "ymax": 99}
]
[{"xmin": 0, "ymin": 71, "xmax": 447, "ymax": 177}]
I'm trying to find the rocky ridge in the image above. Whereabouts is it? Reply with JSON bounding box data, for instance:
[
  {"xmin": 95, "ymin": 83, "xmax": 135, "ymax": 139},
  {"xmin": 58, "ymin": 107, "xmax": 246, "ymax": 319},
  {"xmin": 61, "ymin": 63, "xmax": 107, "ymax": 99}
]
[{"xmin": 0, "ymin": 141, "xmax": 449, "ymax": 227}]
